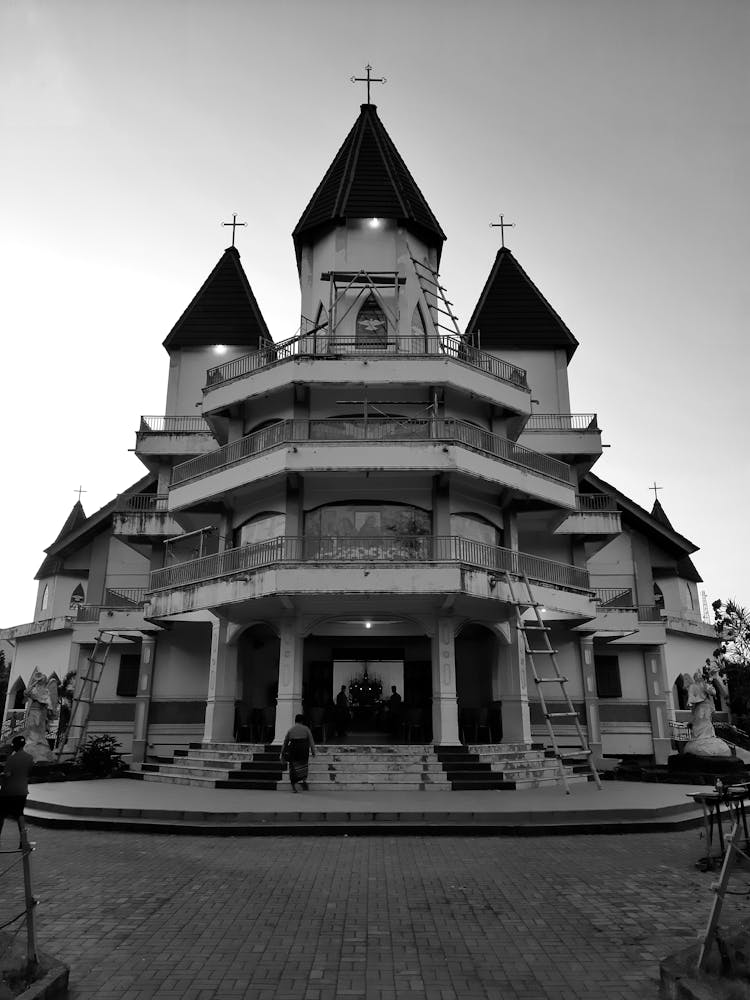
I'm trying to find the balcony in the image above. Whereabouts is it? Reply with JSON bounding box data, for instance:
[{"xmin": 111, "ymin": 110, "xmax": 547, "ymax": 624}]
[
  {"xmin": 201, "ymin": 333, "xmax": 532, "ymax": 417},
  {"xmin": 517, "ymin": 413, "xmax": 602, "ymax": 471},
  {"xmin": 553, "ymin": 494, "xmax": 621, "ymax": 547},
  {"xmin": 75, "ymin": 589, "xmax": 151, "ymax": 628},
  {"xmin": 112, "ymin": 494, "xmax": 183, "ymax": 540},
  {"xmin": 167, "ymin": 417, "xmax": 576, "ymax": 511},
  {"xmin": 135, "ymin": 415, "xmax": 216, "ymax": 471},
  {"xmin": 146, "ymin": 533, "xmax": 592, "ymax": 620}
]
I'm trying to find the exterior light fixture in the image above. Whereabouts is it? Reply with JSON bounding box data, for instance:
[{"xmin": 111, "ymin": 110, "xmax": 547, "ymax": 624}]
[
  {"xmin": 365, "ymin": 621, "xmax": 372, "ymax": 629},
  {"xmin": 213, "ymin": 345, "xmax": 228, "ymax": 355},
  {"xmin": 367, "ymin": 218, "xmax": 381, "ymax": 228}
]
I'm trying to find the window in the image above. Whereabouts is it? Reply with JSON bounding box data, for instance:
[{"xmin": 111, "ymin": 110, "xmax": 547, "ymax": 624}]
[
  {"xmin": 411, "ymin": 303, "xmax": 428, "ymax": 347},
  {"xmin": 450, "ymin": 512, "xmax": 502, "ymax": 548},
  {"xmin": 236, "ymin": 512, "xmax": 285, "ymax": 547},
  {"xmin": 116, "ymin": 654, "xmax": 140, "ymax": 697},
  {"xmin": 69, "ymin": 584, "xmax": 85, "ymax": 609},
  {"xmin": 653, "ymin": 584, "xmax": 664, "ymax": 609},
  {"xmin": 355, "ymin": 292, "xmax": 387, "ymax": 348},
  {"xmin": 594, "ymin": 655, "xmax": 622, "ymax": 698},
  {"xmin": 40, "ymin": 585, "xmax": 49, "ymax": 612}
]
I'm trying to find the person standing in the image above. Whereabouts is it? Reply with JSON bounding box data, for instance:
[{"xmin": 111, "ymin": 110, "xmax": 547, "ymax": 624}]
[
  {"xmin": 388, "ymin": 685, "xmax": 403, "ymax": 739},
  {"xmin": 0, "ymin": 735, "xmax": 35, "ymax": 849},
  {"xmin": 281, "ymin": 714, "xmax": 316, "ymax": 792},
  {"xmin": 335, "ymin": 684, "xmax": 350, "ymax": 740}
]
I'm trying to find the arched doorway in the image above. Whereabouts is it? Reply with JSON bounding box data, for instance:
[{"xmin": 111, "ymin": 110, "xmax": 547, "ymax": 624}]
[
  {"xmin": 455, "ymin": 623, "xmax": 501, "ymax": 743},
  {"xmin": 237, "ymin": 624, "xmax": 280, "ymax": 742}
]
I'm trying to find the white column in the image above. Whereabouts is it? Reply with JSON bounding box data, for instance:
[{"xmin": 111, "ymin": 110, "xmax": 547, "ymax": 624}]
[
  {"xmin": 131, "ymin": 636, "xmax": 156, "ymax": 764},
  {"xmin": 579, "ymin": 637, "xmax": 604, "ymax": 767},
  {"xmin": 203, "ymin": 618, "xmax": 239, "ymax": 743},
  {"xmin": 431, "ymin": 617, "xmax": 460, "ymax": 745},
  {"xmin": 498, "ymin": 624, "xmax": 532, "ymax": 744},
  {"xmin": 273, "ymin": 621, "xmax": 303, "ymax": 744},
  {"xmin": 645, "ymin": 645, "xmax": 672, "ymax": 765}
]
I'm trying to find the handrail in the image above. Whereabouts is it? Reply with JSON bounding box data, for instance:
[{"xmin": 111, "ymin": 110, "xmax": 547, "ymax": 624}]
[
  {"xmin": 575, "ymin": 494, "xmax": 617, "ymax": 512},
  {"xmin": 114, "ymin": 494, "xmax": 170, "ymax": 512},
  {"xmin": 637, "ymin": 605, "xmax": 665, "ymax": 622},
  {"xmin": 149, "ymin": 534, "xmax": 590, "ymax": 593},
  {"xmin": 593, "ymin": 587, "xmax": 634, "ymax": 606},
  {"xmin": 76, "ymin": 589, "xmax": 149, "ymax": 621},
  {"xmin": 523, "ymin": 413, "xmax": 599, "ymax": 432},
  {"xmin": 170, "ymin": 417, "xmax": 574, "ymax": 487},
  {"xmin": 204, "ymin": 331, "xmax": 530, "ymax": 392},
  {"xmin": 139, "ymin": 415, "xmax": 211, "ymax": 433}
]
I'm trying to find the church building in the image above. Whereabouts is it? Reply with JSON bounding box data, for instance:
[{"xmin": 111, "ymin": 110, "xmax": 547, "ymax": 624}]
[{"xmin": 1, "ymin": 96, "xmax": 718, "ymax": 785}]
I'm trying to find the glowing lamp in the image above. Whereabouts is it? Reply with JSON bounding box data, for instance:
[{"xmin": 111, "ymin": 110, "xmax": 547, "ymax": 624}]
[
  {"xmin": 367, "ymin": 218, "xmax": 382, "ymax": 228},
  {"xmin": 213, "ymin": 345, "xmax": 228, "ymax": 355}
]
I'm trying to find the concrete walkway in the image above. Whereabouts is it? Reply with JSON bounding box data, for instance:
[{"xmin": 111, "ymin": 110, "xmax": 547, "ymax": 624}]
[{"xmin": 26, "ymin": 777, "xmax": 708, "ymax": 834}]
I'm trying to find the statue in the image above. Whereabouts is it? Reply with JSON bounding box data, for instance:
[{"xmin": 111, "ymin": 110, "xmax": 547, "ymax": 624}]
[
  {"xmin": 23, "ymin": 668, "xmax": 59, "ymax": 762},
  {"xmin": 684, "ymin": 669, "xmax": 732, "ymax": 758}
]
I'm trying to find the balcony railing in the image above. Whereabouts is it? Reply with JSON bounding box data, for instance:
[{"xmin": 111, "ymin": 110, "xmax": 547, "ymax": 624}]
[
  {"xmin": 139, "ymin": 415, "xmax": 212, "ymax": 433},
  {"xmin": 75, "ymin": 589, "xmax": 148, "ymax": 622},
  {"xmin": 637, "ymin": 605, "xmax": 665, "ymax": 622},
  {"xmin": 149, "ymin": 534, "xmax": 590, "ymax": 593},
  {"xmin": 204, "ymin": 332, "xmax": 530, "ymax": 393},
  {"xmin": 170, "ymin": 417, "xmax": 574, "ymax": 487},
  {"xmin": 594, "ymin": 588, "xmax": 634, "ymax": 607},
  {"xmin": 575, "ymin": 494, "xmax": 617, "ymax": 512},
  {"xmin": 523, "ymin": 413, "xmax": 599, "ymax": 432},
  {"xmin": 115, "ymin": 494, "xmax": 170, "ymax": 512}
]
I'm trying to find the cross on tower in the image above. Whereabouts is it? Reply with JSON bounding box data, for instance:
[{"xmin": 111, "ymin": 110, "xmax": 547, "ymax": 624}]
[
  {"xmin": 490, "ymin": 213, "xmax": 515, "ymax": 248},
  {"xmin": 649, "ymin": 481, "xmax": 663, "ymax": 501},
  {"xmin": 222, "ymin": 213, "xmax": 246, "ymax": 248},
  {"xmin": 74, "ymin": 485, "xmax": 87, "ymax": 502},
  {"xmin": 350, "ymin": 64, "xmax": 386, "ymax": 103}
]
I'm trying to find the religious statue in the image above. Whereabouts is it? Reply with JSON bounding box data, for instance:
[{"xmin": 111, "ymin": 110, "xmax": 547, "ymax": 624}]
[
  {"xmin": 683, "ymin": 664, "xmax": 734, "ymax": 758},
  {"xmin": 23, "ymin": 668, "xmax": 60, "ymax": 762}
]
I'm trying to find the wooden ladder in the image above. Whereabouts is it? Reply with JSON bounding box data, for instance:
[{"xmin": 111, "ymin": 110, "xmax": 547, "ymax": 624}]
[
  {"xmin": 501, "ymin": 571, "xmax": 601, "ymax": 793},
  {"xmin": 55, "ymin": 630, "xmax": 116, "ymax": 761}
]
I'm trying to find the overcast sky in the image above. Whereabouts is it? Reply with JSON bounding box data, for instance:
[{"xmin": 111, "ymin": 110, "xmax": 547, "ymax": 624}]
[{"xmin": 1, "ymin": 0, "xmax": 748, "ymax": 627}]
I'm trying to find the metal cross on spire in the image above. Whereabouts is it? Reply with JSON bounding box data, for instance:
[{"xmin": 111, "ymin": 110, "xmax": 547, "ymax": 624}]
[
  {"xmin": 490, "ymin": 213, "xmax": 515, "ymax": 248},
  {"xmin": 74, "ymin": 485, "xmax": 87, "ymax": 503},
  {"xmin": 351, "ymin": 64, "xmax": 386, "ymax": 103},
  {"xmin": 222, "ymin": 213, "xmax": 246, "ymax": 248},
  {"xmin": 649, "ymin": 481, "xmax": 663, "ymax": 501}
]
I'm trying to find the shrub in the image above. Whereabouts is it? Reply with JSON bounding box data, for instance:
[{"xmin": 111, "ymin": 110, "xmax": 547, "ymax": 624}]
[{"xmin": 78, "ymin": 734, "xmax": 124, "ymax": 777}]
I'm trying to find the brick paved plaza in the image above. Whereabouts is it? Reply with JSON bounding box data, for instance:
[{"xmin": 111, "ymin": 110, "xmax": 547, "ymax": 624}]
[{"xmin": 4, "ymin": 826, "xmax": 750, "ymax": 999}]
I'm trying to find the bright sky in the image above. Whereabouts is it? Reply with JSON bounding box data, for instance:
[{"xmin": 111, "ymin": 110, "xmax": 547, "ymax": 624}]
[{"xmin": 1, "ymin": 0, "xmax": 748, "ymax": 627}]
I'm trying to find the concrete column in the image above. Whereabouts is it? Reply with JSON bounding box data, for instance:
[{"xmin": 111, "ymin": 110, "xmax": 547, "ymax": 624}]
[
  {"xmin": 131, "ymin": 635, "xmax": 156, "ymax": 764},
  {"xmin": 273, "ymin": 621, "xmax": 303, "ymax": 744},
  {"xmin": 502, "ymin": 509, "xmax": 518, "ymax": 551},
  {"xmin": 645, "ymin": 645, "xmax": 672, "ymax": 765},
  {"xmin": 432, "ymin": 473, "xmax": 451, "ymax": 537},
  {"xmin": 498, "ymin": 624, "xmax": 531, "ymax": 744},
  {"xmin": 203, "ymin": 617, "xmax": 239, "ymax": 743},
  {"xmin": 431, "ymin": 617, "xmax": 460, "ymax": 745},
  {"xmin": 579, "ymin": 637, "xmax": 604, "ymax": 767}
]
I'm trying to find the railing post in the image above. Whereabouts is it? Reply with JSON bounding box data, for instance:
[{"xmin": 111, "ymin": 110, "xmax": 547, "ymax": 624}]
[{"xmin": 20, "ymin": 836, "xmax": 38, "ymax": 976}]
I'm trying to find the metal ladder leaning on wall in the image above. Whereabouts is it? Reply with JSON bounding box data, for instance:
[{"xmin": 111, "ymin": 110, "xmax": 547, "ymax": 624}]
[
  {"xmin": 55, "ymin": 630, "xmax": 117, "ymax": 761},
  {"xmin": 500, "ymin": 571, "xmax": 602, "ymax": 793}
]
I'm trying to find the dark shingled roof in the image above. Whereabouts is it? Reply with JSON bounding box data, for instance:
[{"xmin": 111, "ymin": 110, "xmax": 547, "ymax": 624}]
[
  {"xmin": 163, "ymin": 246, "xmax": 271, "ymax": 350},
  {"xmin": 465, "ymin": 247, "xmax": 578, "ymax": 359},
  {"xmin": 293, "ymin": 104, "xmax": 446, "ymax": 263}
]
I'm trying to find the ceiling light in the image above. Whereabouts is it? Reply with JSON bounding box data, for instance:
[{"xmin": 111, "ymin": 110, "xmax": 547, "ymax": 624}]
[
  {"xmin": 365, "ymin": 621, "xmax": 372, "ymax": 629},
  {"xmin": 213, "ymin": 345, "xmax": 228, "ymax": 355},
  {"xmin": 367, "ymin": 218, "xmax": 381, "ymax": 228}
]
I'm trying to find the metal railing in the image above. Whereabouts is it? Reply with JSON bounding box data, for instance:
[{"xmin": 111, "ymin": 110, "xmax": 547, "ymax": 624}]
[
  {"xmin": 575, "ymin": 494, "xmax": 617, "ymax": 512},
  {"xmin": 204, "ymin": 331, "xmax": 530, "ymax": 392},
  {"xmin": 523, "ymin": 413, "xmax": 599, "ymax": 432},
  {"xmin": 637, "ymin": 605, "xmax": 665, "ymax": 622},
  {"xmin": 114, "ymin": 494, "xmax": 170, "ymax": 512},
  {"xmin": 170, "ymin": 417, "xmax": 574, "ymax": 487},
  {"xmin": 149, "ymin": 534, "xmax": 590, "ymax": 593},
  {"xmin": 0, "ymin": 710, "xmax": 25, "ymax": 742},
  {"xmin": 75, "ymin": 589, "xmax": 148, "ymax": 621},
  {"xmin": 593, "ymin": 587, "xmax": 634, "ymax": 607},
  {"xmin": 139, "ymin": 415, "xmax": 211, "ymax": 433}
]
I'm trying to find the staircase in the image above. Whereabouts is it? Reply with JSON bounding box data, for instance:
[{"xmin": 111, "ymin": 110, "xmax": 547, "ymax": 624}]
[{"xmin": 128, "ymin": 742, "xmax": 590, "ymax": 791}]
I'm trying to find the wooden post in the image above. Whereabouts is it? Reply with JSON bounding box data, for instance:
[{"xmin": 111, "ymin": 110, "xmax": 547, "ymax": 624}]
[{"xmin": 19, "ymin": 825, "xmax": 38, "ymax": 975}]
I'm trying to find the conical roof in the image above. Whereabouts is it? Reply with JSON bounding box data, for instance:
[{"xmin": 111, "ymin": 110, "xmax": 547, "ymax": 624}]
[
  {"xmin": 466, "ymin": 247, "xmax": 578, "ymax": 359},
  {"xmin": 163, "ymin": 246, "xmax": 270, "ymax": 350},
  {"xmin": 293, "ymin": 104, "xmax": 446, "ymax": 263},
  {"xmin": 650, "ymin": 498, "xmax": 675, "ymax": 530},
  {"xmin": 35, "ymin": 502, "xmax": 88, "ymax": 578}
]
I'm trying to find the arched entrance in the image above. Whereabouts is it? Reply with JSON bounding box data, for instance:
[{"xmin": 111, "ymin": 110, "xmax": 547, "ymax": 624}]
[
  {"xmin": 301, "ymin": 618, "xmax": 433, "ymax": 743},
  {"xmin": 236, "ymin": 623, "xmax": 280, "ymax": 742},
  {"xmin": 455, "ymin": 623, "xmax": 501, "ymax": 743}
]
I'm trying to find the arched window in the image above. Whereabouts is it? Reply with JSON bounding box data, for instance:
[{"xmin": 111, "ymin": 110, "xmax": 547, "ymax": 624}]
[
  {"xmin": 236, "ymin": 512, "xmax": 286, "ymax": 548},
  {"xmin": 355, "ymin": 292, "xmax": 387, "ymax": 349},
  {"xmin": 314, "ymin": 302, "xmax": 328, "ymax": 330},
  {"xmin": 411, "ymin": 303, "xmax": 428, "ymax": 348},
  {"xmin": 69, "ymin": 584, "xmax": 85, "ymax": 608},
  {"xmin": 40, "ymin": 585, "xmax": 49, "ymax": 612},
  {"xmin": 653, "ymin": 583, "xmax": 664, "ymax": 609},
  {"xmin": 450, "ymin": 512, "xmax": 502, "ymax": 548}
]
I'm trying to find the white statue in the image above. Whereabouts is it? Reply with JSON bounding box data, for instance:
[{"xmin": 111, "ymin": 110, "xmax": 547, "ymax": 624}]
[
  {"xmin": 684, "ymin": 666, "xmax": 732, "ymax": 758},
  {"xmin": 23, "ymin": 668, "xmax": 59, "ymax": 762}
]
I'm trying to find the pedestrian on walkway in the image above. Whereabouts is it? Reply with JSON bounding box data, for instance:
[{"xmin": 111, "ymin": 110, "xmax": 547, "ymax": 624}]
[
  {"xmin": 281, "ymin": 715, "xmax": 315, "ymax": 792},
  {"xmin": 0, "ymin": 735, "xmax": 34, "ymax": 849}
]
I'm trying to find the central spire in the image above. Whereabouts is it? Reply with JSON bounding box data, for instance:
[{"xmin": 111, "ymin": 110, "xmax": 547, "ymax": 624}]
[{"xmin": 292, "ymin": 103, "xmax": 446, "ymax": 265}]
